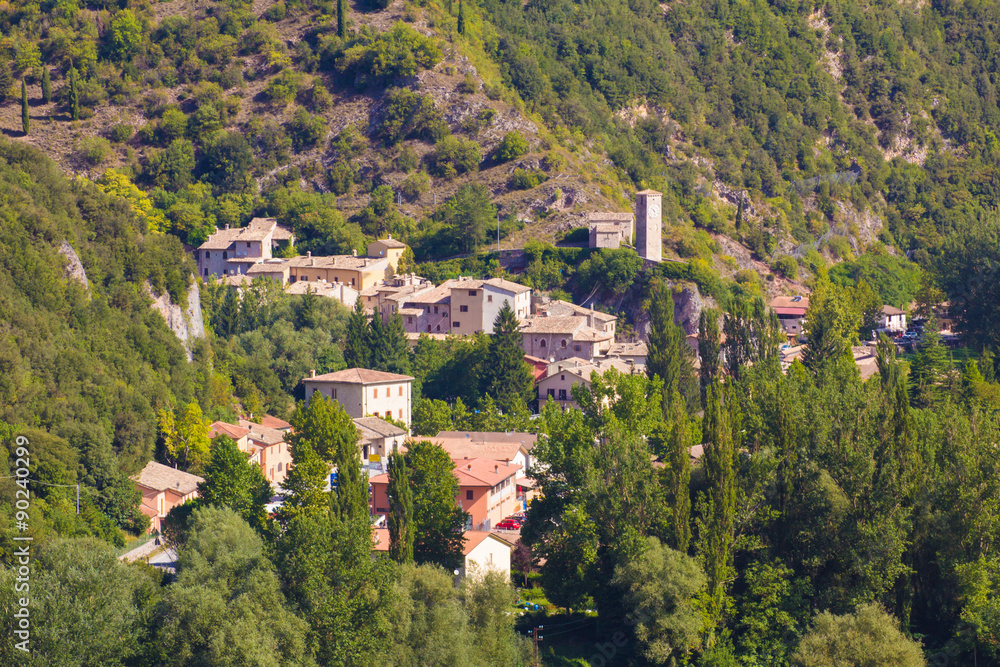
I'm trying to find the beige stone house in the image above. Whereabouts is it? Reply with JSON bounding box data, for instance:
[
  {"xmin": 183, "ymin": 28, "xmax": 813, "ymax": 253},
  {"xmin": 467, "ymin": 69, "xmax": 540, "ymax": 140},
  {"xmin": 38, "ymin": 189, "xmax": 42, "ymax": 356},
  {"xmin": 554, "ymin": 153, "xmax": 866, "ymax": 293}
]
[
  {"xmin": 196, "ymin": 218, "xmax": 294, "ymax": 278},
  {"xmin": 303, "ymin": 368, "xmax": 414, "ymax": 426},
  {"xmin": 536, "ymin": 356, "xmax": 637, "ymax": 409},
  {"xmin": 132, "ymin": 462, "xmax": 204, "ymax": 533}
]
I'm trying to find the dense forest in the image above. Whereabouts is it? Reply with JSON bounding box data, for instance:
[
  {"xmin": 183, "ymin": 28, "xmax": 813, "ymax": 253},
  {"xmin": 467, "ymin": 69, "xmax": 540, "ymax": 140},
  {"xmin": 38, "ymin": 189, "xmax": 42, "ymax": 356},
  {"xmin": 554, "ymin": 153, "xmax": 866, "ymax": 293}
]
[{"xmin": 3, "ymin": 0, "xmax": 1000, "ymax": 663}]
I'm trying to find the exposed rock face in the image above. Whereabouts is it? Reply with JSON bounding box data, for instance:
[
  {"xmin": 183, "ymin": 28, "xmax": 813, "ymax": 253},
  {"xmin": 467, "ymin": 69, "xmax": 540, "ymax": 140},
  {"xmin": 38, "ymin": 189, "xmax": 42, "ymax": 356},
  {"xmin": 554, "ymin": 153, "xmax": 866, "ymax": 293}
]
[
  {"xmin": 147, "ymin": 277, "xmax": 205, "ymax": 361},
  {"xmin": 58, "ymin": 240, "xmax": 90, "ymax": 297},
  {"xmin": 634, "ymin": 282, "xmax": 713, "ymax": 341}
]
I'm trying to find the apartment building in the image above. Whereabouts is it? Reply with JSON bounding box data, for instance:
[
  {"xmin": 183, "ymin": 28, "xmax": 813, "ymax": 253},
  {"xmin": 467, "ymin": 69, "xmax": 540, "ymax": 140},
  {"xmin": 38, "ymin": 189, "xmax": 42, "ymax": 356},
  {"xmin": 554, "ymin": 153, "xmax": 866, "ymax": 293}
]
[
  {"xmin": 449, "ymin": 277, "xmax": 532, "ymax": 334},
  {"xmin": 537, "ymin": 356, "xmax": 637, "ymax": 409},
  {"xmin": 287, "ymin": 253, "xmax": 391, "ymax": 291},
  {"xmin": 520, "ymin": 315, "xmax": 615, "ymax": 362},
  {"xmin": 366, "ymin": 237, "xmax": 408, "ymax": 273}
]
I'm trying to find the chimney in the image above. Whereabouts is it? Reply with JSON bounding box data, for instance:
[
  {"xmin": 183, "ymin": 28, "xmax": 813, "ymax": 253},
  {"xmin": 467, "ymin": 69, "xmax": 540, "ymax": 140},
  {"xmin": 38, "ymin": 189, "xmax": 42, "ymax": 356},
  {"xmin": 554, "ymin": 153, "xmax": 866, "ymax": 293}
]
[
  {"xmin": 589, "ymin": 304, "xmax": 595, "ymax": 328},
  {"xmin": 306, "ymin": 251, "xmax": 311, "ymax": 258},
  {"xmin": 494, "ymin": 464, "xmax": 499, "ymax": 474},
  {"xmin": 352, "ymin": 249, "xmax": 357, "ymax": 256},
  {"xmin": 225, "ymin": 224, "xmax": 230, "ymax": 230},
  {"xmin": 388, "ymin": 234, "xmax": 392, "ymax": 239},
  {"xmin": 310, "ymin": 369, "xmax": 316, "ymax": 377}
]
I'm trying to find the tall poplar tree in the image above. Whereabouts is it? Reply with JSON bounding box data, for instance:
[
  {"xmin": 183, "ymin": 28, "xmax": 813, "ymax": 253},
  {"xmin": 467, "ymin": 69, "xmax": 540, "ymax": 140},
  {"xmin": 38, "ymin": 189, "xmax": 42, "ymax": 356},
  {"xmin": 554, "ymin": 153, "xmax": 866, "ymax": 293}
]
[
  {"xmin": 68, "ymin": 67, "xmax": 80, "ymax": 121},
  {"xmin": 337, "ymin": 0, "xmax": 346, "ymax": 37},
  {"xmin": 665, "ymin": 390, "xmax": 691, "ymax": 553},
  {"xmin": 407, "ymin": 440, "xmax": 468, "ymax": 569},
  {"xmin": 458, "ymin": 0, "xmax": 466, "ymax": 34},
  {"xmin": 698, "ymin": 382, "xmax": 737, "ymax": 627},
  {"xmin": 698, "ymin": 308, "xmax": 721, "ymax": 403},
  {"xmin": 479, "ymin": 302, "xmax": 533, "ymax": 413},
  {"xmin": 647, "ymin": 283, "xmax": 692, "ymax": 416},
  {"xmin": 345, "ymin": 298, "xmax": 370, "ymax": 368},
  {"xmin": 387, "ymin": 451, "xmax": 414, "ymax": 563},
  {"xmin": 332, "ymin": 417, "xmax": 367, "ymax": 523}
]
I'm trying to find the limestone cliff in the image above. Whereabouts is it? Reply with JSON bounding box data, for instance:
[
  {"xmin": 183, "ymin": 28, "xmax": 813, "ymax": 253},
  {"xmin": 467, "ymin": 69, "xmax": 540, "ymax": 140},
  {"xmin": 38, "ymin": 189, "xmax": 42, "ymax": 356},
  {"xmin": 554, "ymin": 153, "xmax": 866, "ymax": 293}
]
[{"xmin": 146, "ymin": 278, "xmax": 205, "ymax": 361}]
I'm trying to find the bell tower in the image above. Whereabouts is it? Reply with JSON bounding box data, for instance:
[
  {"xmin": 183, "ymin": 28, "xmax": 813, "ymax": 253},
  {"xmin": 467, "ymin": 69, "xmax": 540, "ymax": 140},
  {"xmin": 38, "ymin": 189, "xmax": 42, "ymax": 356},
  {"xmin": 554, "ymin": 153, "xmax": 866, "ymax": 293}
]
[{"xmin": 635, "ymin": 189, "xmax": 662, "ymax": 262}]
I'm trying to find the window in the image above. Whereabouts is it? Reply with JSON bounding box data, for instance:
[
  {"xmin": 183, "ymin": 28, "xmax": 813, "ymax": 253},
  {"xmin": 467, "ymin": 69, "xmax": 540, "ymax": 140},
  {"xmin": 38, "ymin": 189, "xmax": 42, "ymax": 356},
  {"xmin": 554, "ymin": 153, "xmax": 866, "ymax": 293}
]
[
  {"xmin": 487, "ymin": 295, "xmax": 493, "ymax": 302},
  {"xmin": 399, "ymin": 409, "xmax": 403, "ymax": 418},
  {"xmin": 540, "ymin": 339, "xmax": 547, "ymax": 348},
  {"xmin": 466, "ymin": 490, "xmax": 474, "ymax": 500},
  {"xmin": 575, "ymin": 345, "xmax": 581, "ymax": 351},
  {"xmin": 468, "ymin": 290, "xmax": 477, "ymax": 296},
  {"xmin": 436, "ymin": 325, "xmax": 441, "ymax": 331},
  {"xmin": 278, "ymin": 462, "xmax": 283, "ymax": 472},
  {"xmin": 561, "ymin": 339, "xmax": 567, "ymax": 348},
  {"xmin": 407, "ymin": 317, "xmax": 412, "ymax": 324},
  {"xmin": 547, "ymin": 388, "xmax": 555, "ymax": 397},
  {"xmin": 434, "ymin": 306, "xmax": 439, "ymax": 314},
  {"xmin": 443, "ymin": 311, "xmax": 448, "ymax": 317},
  {"xmin": 561, "ymin": 374, "xmax": 565, "ymax": 380},
  {"xmin": 205, "ymin": 251, "xmax": 210, "ymax": 259},
  {"xmin": 558, "ymin": 389, "xmax": 568, "ymax": 400},
  {"xmin": 331, "ymin": 389, "xmax": 337, "ymax": 399},
  {"xmin": 203, "ymin": 268, "xmax": 208, "ymax": 276},
  {"xmin": 223, "ymin": 251, "xmax": 228, "ymax": 259},
  {"xmin": 460, "ymin": 305, "xmax": 469, "ymax": 312},
  {"xmin": 223, "ymin": 269, "xmax": 228, "ymax": 275},
  {"xmin": 247, "ymin": 242, "xmax": 251, "ymax": 248},
  {"xmin": 399, "ymin": 386, "xmax": 403, "ymax": 396},
  {"xmin": 373, "ymin": 388, "xmax": 378, "ymax": 398},
  {"xmin": 453, "ymin": 321, "xmax": 460, "ymax": 328}
]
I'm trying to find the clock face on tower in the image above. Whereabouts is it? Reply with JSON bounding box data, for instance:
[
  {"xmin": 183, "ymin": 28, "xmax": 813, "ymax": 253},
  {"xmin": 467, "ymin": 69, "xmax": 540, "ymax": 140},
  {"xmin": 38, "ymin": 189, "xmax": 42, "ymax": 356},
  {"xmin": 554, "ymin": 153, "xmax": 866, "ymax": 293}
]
[{"xmin": 648, "ymin": 201, "xmax": 660, "ymax": 218}]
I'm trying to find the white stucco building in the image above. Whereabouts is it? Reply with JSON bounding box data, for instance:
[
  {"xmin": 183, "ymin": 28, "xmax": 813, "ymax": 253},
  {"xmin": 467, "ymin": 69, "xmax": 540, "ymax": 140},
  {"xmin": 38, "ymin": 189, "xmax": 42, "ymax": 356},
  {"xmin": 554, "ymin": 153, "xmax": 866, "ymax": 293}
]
[{"xmin": 303, "ymin": 368, "xmax": 414, "ymax": 426}]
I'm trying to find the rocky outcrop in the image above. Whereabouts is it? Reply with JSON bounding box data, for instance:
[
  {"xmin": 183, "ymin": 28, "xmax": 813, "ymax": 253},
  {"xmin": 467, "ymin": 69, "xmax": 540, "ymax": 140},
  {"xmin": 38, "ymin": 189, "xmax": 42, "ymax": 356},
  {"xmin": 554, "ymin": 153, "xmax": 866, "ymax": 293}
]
[
  {"xmin": 147, "ymin": 278, "xmax": 205, "ymax": 361},
  {"xmin": 633, "ymin": 282, "xmax": 714, "ymax": 341},
  {"xmin": 58, "ymin": 240, "xmax": 90, "ymax": 297}
]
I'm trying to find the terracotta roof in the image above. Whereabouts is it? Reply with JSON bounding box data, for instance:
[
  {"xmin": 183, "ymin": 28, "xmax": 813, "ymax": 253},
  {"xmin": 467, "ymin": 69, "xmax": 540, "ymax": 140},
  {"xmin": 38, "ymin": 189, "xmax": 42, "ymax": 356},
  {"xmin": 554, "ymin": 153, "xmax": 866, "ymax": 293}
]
[
  {"xmin": 372, "ymin": 528, "xmax": 390, "ymax": 551},
  {"xmin": 260, "ymin": 414, "xmax": 292, "ymax": 430},
  {"xmin": 463, "ymin": 530, "xmax": 513, "ymax": 555},
  {"xmin": 453, "ymin": 458, "xmax": 522, "ymax": 487},
  {"xmin": 881, "ymin": 305, "xmax": 905, "ymax": 316},
  {"xmin": 238, "ymin": 420, "xmax": 286, "ymax": 446},
  {"xmin": 483, "ymin": 277, "xmax": 531, "ymax": 295},
  {"xmin": 209, "ymin": 421, "xmax": 251, "ymax": 440},
  {"xmin": 222, "ymin": 275, "xmax": 253, "ymax": 286},
  {"xmin": 305, "ymin": 368, "xmax": 414, "ymax": 384},
  {"xmin": 354, "ymin": 416, "xmax": 407, "ymax": 439},
  {"xmin": 770, "ymin": 295, "xmax": 810, "ymax": 310},
  {"xmin": 131, "ymin": 461, "xmax": 204, "ymax": 495}
]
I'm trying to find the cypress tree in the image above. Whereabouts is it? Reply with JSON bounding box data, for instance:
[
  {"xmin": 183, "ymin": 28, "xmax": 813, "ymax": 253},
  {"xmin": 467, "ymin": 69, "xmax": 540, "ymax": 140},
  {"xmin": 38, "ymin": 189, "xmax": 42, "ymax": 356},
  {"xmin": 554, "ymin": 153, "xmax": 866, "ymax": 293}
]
[
  {"xmin": 332, "ymin": 417, "xmax": 367, "ymax": 524},
  {"xmin": 387, "ymin": 451, "xmax": 414, "ymax": 563},
  {"xmin": 21, "ymin": 80, "xmax": 29, "ymax": 135},
  {"xmin": 479, "ymin": 301, "xmax": 534, "ymax": 413},
  {"xmin": 699, "ymin": 382, "xmax": 736, "ymax": 626},
  {"xmin": 380, "ymin": 311, "xmax": 412, "ymax": 376},
  {"xmin": 69, "ymin": 67, "xmax": 80, "ymax": 121},
  {"xmin": 41, "ymin": 67, "xmax": 50, "ymax": 103},
  {"xmin": 457, "ymin": 0, "xmax": 466, "ymax": 34},
  {"xmin": 367, "ymin": 308, "xmax": 387, "ymax": 370},
  {"xmin": 344, "ymin": 298, "xmax": 371, "ymax": 368},
  {"xmin": 337, "ymin": 0, "xmax": 346, "ymax": 38}
]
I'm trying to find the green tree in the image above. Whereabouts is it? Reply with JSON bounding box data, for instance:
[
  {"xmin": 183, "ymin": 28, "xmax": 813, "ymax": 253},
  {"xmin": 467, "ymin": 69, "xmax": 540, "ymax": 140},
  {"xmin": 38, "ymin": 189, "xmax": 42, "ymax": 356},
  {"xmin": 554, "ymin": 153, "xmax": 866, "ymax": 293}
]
[
  {"xmin": 495, "ymin": 131, "xmax": 529, "ymax": 162},
  {"xmin": 21, "ymin": 80, "xmax": 28, "ymax": 135},
  {"xmin": 158, "ymin": 507, "xmax": 313, "ymax": 666},
  {"xmin": 0, "ymin": 60, "xmax": 12, "ymax": 103},
  {"xmin": 109, "ymin": 9, "xmax": 143, "ymax": 61},
  {"xmin": 698, "ymin": 382, "xmax": 737, "ymax": 628},
  {"xmin": 443, "ymin": 183, "xmax": 496, "ymax": 254},
  {"xmin": 463, "ymin": 569, "xmax": 531, "ymax": 665},
  {"xmin": 388, "ymin": 564, "xmax": 479, "ymax": 665},
  {"xmin": 345, "ymin": 297, "xmax": 371, "ymax": 369},
  {"xmin": 407, "ymin": 440, "xmax": 468, "ymax": 569},
  {"xmin": 722, "ymin": 293, "xmax": 783, "ymax": 382},
  {"xmin": 479, "ymin": 301, "xmax": 534, "ymax": 413},
  {"xmin": 647, "ymin": 282, "xmax": 694, "ymax": 415},
  {"xmin": 197, "ymin": 435, "xmax": 274, "ymax": 537},
  {"xmin": 331, "ymin": 414, "xmax": 366, "ymax": 523},
  {"xmin": 791, "ymin": 604, "xmax": 925, "ymax": 667},
  {"xmin": 458, "ymin": 0, "xmax": 467, "ymax": 34},
  {"xmin": 612, "ymin": 536, "xmax": 705, "ymax": 664},
  {"xmin": 412, "ymin": 397, "xmax": 454, "ymax": 436},
  {"xmin": 279, "ymin": 440, "xmax": 330, "ymax": 523},
  {"xmin": 68, "ymin": 67, "xmax": 80, "ymax": 121},
  {"xmin": 388, "ymin": 451, "xmax": 414, "ymax": 563},
  {"xmin": 288, "ymin": 393, "xmax": 358, "ymax": 462},
  {"xmin": 157, "ymin": 403, "xmax": 211, "ymax": 471},
  {"xmin": 41, "ymin": 67, "xmax": 50, "ymax": 103},
  {"xmin": 337, "ymin": 0, "xmax": 346, "ymax": 37},
  {"xmin": 698, "ymin": 308, "xmax": 721, "ymax": 402},
  {"xmin": 369, "ymin": 310, "xmax": 411, "ymax": 376},
  {"xmin": 664, "ymin": 391, "xmax": 692, "ymax": 553},
  {"xmin": 908, "ymin": 319, "xmax": 950, "ymax": 407}
]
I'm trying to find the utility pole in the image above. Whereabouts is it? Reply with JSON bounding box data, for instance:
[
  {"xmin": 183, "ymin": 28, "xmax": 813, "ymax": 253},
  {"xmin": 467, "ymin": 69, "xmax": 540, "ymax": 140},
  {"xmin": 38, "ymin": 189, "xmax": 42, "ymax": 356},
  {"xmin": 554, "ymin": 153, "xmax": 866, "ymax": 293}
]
[
  {"xmin": 76, "ymin": 484, "xmax": 79, "ymax": 514},
  {"xmin": 532, "ymin": 625, "xmax": 543, "ymax": 666},
  {"xmin": 497, "ymin": 214, "xmax": 500, "ymax": 253}
]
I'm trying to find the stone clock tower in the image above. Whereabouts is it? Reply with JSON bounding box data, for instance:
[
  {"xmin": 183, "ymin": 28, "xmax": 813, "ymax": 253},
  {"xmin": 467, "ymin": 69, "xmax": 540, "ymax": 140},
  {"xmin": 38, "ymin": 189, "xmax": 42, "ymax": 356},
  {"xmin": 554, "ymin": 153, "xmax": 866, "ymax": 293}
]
[{"xmin": 635, "ymin": 189, "xmax": 662, "ymax": 262}]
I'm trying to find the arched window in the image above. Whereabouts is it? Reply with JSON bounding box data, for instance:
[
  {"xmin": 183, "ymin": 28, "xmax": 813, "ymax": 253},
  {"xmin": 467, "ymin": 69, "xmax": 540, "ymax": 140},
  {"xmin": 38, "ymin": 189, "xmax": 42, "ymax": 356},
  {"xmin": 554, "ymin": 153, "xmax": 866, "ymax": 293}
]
[
  {"xmin": 561, "ymin": 339, "xmax": 567, "ymax": 348},
  {"xmin": 540, "ymin": 339, "xmax": 547, "ymax": 348}
]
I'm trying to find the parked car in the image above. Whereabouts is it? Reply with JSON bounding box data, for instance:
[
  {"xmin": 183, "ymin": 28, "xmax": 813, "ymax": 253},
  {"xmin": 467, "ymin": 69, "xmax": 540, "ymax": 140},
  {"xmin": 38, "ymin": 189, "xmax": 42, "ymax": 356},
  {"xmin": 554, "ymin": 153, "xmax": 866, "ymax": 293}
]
[
  {"xmin": 510, "ymin": 512, "xmax": 526, "ymax": 522},
  {"xmin": 495, "ymin": 519, "xmax": 522, "ymax": 530}
]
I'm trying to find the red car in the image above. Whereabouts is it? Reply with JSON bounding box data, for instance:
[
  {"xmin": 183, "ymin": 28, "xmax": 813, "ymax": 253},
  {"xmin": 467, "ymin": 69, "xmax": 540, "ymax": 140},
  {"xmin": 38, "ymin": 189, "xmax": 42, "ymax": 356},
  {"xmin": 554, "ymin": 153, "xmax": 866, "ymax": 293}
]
[{"xmin": 495, "ymin": 519, "xmax": 521, "ymax": 530}]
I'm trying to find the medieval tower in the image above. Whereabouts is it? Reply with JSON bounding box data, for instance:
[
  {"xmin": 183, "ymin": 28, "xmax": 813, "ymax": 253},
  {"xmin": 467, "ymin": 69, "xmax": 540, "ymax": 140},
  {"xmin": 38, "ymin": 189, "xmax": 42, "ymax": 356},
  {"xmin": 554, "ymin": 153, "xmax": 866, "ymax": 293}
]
[{"xmin": 635, "ymin": 189, "xmax": 662, "ymax": 262}]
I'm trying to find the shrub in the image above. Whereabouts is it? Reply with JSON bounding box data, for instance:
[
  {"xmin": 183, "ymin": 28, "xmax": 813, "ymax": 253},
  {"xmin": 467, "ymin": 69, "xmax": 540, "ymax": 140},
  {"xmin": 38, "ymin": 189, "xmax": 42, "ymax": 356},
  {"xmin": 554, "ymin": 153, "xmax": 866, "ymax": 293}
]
[
  {"xmin": 374, "ymin": 88, "xmax": 446, "ymax": 145},
  {"xmin": 457, "ymin": 73, "xmax": 477, "ymax": 94},
  {"xmin": 263, "ymin": 69, "xmax": 306, "ymax": 106},
  {"xmin": 246, "ymin": 118, "xmax": 291, "ymax": 172},
  {"xmin": 560, "ymin": 227, "xmax": 588, "ymax": 244},
  {"xmin": 286, "ymin": 108, "xmax": 327, "ymax": 152},
  {"xmin": 326, "ymin": 160, "xmax": 354, "ymax": 195},
  {"xmin": 771, "ymin": 254, "xmax": 798, "ymax": 279},
  {"xmin": 396, "ymin": 145, "xmax": 419, "ymax": 172},
  {"xmin": 495, "ymin": 130, "xmax": 529, "ymax": 162},
  {"xmin": 77, "ymin": 137, "xmax": 114, "ymax": 167},
  {"xmin": 109, "ymin": 124, "xmax": 134, "ymax": 144},
  {"xmin": 263, "ymin": 1, "xmax": 286, "ymax": 21},
  {"xmin": 399, "ymin": 171, "xmax": 430, "ymax": 200},
  {"xmin": 337, "ymin": 23, "xmax": 442, "ymax": 87},
  {"xmin": 508, "ymin": 168, "xmax": 545, "ymax": 190},
  {"xmin": 427, "ymin": 136, "xmax": 481, "ymax": 178}
]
